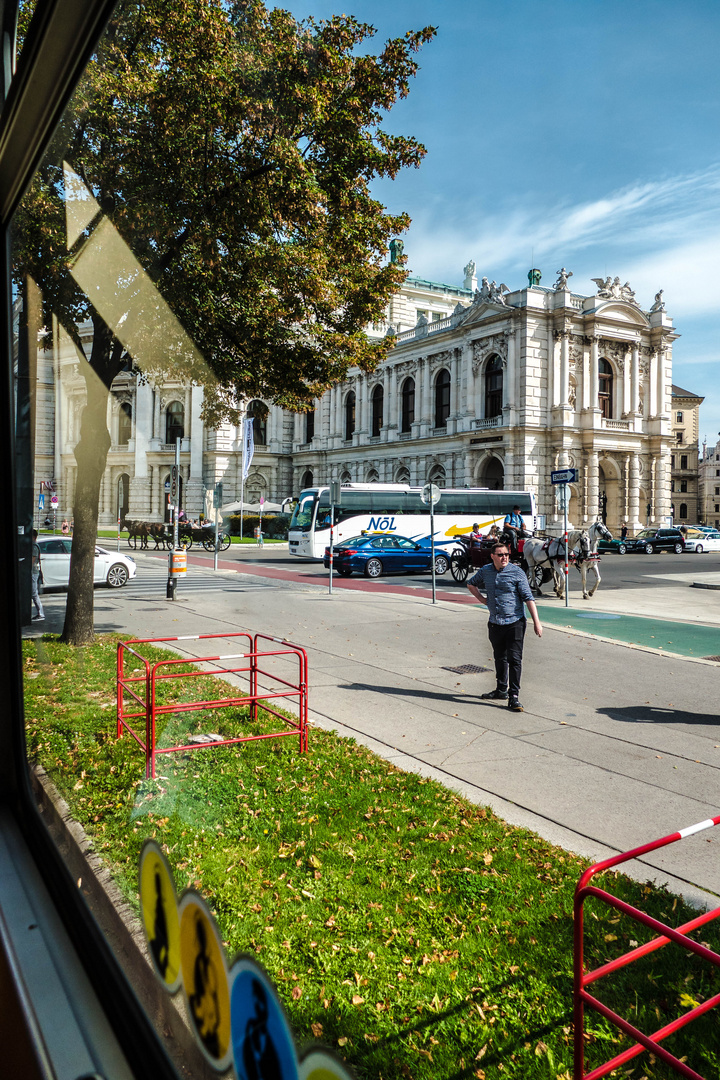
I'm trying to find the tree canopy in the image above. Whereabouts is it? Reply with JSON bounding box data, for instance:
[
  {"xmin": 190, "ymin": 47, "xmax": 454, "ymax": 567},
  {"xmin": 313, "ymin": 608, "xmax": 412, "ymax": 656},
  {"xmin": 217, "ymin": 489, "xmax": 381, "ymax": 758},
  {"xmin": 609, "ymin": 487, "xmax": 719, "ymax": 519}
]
[{"xmin": 14, "ymin": 0, "xmax": 434, "ymax": 642}]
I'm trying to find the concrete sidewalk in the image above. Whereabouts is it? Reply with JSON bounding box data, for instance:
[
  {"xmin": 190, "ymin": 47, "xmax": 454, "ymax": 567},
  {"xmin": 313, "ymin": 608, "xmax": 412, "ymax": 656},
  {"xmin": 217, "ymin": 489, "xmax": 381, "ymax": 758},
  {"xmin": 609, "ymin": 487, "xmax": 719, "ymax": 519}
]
[{"xmin": 29, "ymin": 555, "xmax": 720, "ymax": 908}]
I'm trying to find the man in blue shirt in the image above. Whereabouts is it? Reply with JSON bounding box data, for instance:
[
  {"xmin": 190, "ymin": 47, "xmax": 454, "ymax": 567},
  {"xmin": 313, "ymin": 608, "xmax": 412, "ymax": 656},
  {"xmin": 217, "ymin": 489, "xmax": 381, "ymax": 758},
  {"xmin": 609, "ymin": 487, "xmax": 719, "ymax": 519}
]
[
  {"xmin": 503, "ymin": 504, "xmax": 526, "ymax": 555},
  {"xmin": 467, "ymin": 542, "xmax": 542, "ymax": 712}
]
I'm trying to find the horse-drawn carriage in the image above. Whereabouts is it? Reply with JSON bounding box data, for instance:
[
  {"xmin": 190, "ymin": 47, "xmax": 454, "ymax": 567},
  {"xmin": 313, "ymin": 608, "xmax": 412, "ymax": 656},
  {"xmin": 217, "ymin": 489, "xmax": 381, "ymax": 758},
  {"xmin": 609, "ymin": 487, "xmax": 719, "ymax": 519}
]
[
  {"xmin": 124, "ymin": 519, "xmax": 231, "ymax": 551},
  {"xmin": 449, "ymin": 532, "xmax": 552, "ymax": 592}
]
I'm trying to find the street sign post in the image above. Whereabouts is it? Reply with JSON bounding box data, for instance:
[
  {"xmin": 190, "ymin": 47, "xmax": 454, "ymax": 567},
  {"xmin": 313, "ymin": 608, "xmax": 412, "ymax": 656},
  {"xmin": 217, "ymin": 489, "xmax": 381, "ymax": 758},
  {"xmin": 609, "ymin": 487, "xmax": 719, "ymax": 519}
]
[
  {"xmin": 421, "ymin": 483, "xmax": 441, "ymax": 604},
  {"xmin": 328, "ymin": 483, "xmax": 342, "ymax": 595},
  {"xmin": 551, "ymin": 468, "xmax": 577, "ymax": 485}
]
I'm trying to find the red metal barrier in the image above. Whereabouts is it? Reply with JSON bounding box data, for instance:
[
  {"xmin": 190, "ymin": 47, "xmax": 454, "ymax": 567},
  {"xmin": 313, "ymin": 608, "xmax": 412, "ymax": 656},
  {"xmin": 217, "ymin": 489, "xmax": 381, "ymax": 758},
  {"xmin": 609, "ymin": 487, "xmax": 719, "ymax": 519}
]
[
  {"xmin": 574, "ymin": 816, "xmax": 720, "ymax": 1080},
  {"xmin": 117, "ymin": 632, "xmax": 308, "ymax": 778}
]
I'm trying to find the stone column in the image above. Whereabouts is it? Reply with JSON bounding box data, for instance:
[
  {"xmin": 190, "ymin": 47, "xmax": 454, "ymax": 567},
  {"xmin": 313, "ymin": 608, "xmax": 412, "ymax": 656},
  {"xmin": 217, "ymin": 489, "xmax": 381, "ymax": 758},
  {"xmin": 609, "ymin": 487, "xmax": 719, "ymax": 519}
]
[
  {"xmin": 462, "ymin": 341, "xmax": 474, "ymax": 423},
  {"xmin": 631, "ymin": 344, "xmax": 640, "ymax": 414},
  {"xmin": 559, "ymin": 331, "xmax": 569, "ymax": 405},
  {"xmin": 590, "ymin": 337, "xmax": 599, "ymax": 412},
  {"xmin": 358, "ymin": 374, "xmax": 368, "ymax": 436},
  {"xmin": 629, "ymin": 454, "xmax": 640, "ymax": 529},
  {"xmin": 622, "ymin": 348, "xmax": 631, "ymax": 415},
  {"xmin": 587, "ymin": 451, "xmax": 599, "ymax": 525},
  {"xmin": 420, "ymin": 357, "xmax": 432, "ymax": 433},
  {"xmin": 153, "ymin": 389, "xmax": 161, "ymax": 443},
  {"xmin": 504, "ymin": 330, "xmax": 515, "ymax": 425},
  {"xmin": 656, "ymin": 346, "xmax": 668, "ymax": 417},
  {"xmin": 449, "ymin": 348, "xmax": 460, "ymax": 432},
  {"xmin": 623, "ymin": 454, "xmax": 631, "ymax": 523},
  {"xmin": 649, "ymin": 351, "xmax": 658, "ymax": 416},
  {"xmin": 581, "ymin": 339, "xmax": 591, "ymax": 411},
  {"xmin": 185, "ymin": 385, "xmax": 205, "ymax": 516}
]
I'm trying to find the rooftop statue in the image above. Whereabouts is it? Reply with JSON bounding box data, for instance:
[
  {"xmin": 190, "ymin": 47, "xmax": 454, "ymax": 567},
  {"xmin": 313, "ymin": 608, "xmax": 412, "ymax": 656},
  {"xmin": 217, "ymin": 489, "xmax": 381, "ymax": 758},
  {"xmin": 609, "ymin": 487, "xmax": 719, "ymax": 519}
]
[
  {"xmin": 475, "ymin": 277, "xmax": 509, "ymax": 305},
  {"xmin": 463, "ymin": 259, "xmax": 476, "ymax": 278},
  {"xmin": 553, "ymin": 267, "xmax": 573, "ymax": 290},
  {"xmin": 389, "ymin": 238, "xmax": 404, "ymax": 264},
  {"xmin": 591, "ymin": 275, "xmax": 639, "ymax": 305},
  {"xmin": 649, "ymin": 289, "xmax": 665, "ymax": 313}
]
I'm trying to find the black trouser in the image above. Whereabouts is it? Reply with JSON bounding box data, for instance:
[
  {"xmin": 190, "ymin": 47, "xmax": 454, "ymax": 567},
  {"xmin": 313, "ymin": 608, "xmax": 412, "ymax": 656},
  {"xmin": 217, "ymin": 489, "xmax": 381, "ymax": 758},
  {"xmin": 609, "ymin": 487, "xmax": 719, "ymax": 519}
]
[{"xmin": 488, "ymin": 618, "xmax": 526, "ymax": 698}]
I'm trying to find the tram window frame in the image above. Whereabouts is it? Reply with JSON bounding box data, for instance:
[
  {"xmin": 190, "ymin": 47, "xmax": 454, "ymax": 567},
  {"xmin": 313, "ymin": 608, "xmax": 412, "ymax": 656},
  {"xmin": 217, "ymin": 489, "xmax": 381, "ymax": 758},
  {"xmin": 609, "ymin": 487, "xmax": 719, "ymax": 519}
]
[{"xmin": 0, "ymin": 3, "xmax": 186, "ymax": 1077}]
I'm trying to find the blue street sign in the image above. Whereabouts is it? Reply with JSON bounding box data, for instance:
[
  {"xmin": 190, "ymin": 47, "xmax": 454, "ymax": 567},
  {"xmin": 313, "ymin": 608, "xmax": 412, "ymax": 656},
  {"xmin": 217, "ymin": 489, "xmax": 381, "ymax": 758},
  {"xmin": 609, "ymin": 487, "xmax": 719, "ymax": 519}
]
[{"xmin": 551, "ymin": 468, "xmax": 578, "ymax": 485}]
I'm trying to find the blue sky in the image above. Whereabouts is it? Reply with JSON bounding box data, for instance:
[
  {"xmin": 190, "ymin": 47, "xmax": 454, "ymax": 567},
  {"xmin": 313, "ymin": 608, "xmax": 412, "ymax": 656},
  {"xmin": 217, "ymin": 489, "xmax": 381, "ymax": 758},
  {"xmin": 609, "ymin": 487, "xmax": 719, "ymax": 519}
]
[{"xmin": 284, "ymin": 0, "xmax": 720, "ymax": 446}]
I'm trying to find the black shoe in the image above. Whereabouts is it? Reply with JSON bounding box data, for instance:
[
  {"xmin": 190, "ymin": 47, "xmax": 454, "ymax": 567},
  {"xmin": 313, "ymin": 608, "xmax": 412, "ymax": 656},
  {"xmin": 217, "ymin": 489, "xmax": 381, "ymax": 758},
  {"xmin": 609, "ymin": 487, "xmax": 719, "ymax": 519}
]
[
  {"xmin": 481, "ymin": 689, "xmax": 508, "ymax": 700},
  {"xmin": 508, "ymin": 698, "xmax": 524, "ymax": 712}
]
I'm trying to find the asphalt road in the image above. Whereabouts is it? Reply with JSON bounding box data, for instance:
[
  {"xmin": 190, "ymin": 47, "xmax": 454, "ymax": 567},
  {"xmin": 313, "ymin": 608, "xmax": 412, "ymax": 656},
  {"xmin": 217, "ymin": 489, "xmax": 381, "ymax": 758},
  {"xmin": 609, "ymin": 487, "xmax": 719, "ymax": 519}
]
[{"xmin": 145, "ymin": 540, "xmax": 720, "ymax": 594}]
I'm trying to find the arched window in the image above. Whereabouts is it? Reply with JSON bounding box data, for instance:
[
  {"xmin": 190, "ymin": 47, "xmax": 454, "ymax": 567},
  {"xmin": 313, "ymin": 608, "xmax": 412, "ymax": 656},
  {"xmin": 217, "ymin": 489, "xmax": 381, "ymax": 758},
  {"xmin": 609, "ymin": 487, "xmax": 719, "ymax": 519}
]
[
  {"xmin": 400, "ymin": 377, "xmax": 415, "ymax": 433},
  {"xmin": 485, "ymin": 355, "xmax": 503, "ymax": 418},
  {"xmin": 371, "ymin": 385, "xmax": 384, "ymax": 437},
  {"xmin": 395, "ymin": 466, "xmax": 410, "ymax": 484},
  {"xmin": 434, "ymin": 368, "xmax": 450, "ymax": 428},
  {"xmin": 679, "ymin": 502, "xmax": 688, "ymax": 519},
  {"xmin": 305, "ymin": 409, "xmax": 315, "ymax": 443},
  {"xmin": 118, "ymin": 402, "xmax": 132, "ymax": 445},
  {"xmin": 301, "ymin": 469, "xmax": 313, "ymax": 489},
  {"xmin": 344, "ymin": 391, "xmax": 356, "ymax": 441},
  {"xmin": 598, "ymin": 359, "xmax": 613, "ymax": 418},
  {"xmin": 247, "ymin": 400, "xmax": 267, "ymax": 445},
  {"xmin": 165, "ymin": 400, "xmax": 184, "ymax": 444},
  {"xmin": 340, "ymin": 470, "xmax": 352, "ymax": 483},
  {"xmin": 428, "ymin": 464, "xmax": 446, "ymax": 488},
  {"xmin": 366, "ymin": 468, "xmax": 380, "ymax": 483}
]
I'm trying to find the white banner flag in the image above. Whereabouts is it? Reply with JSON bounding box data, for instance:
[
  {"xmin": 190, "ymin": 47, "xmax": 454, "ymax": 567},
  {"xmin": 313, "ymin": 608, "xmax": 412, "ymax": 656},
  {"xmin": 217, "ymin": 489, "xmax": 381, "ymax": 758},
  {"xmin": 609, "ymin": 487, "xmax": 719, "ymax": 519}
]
[{"xmin": 242, "ymin": 417, "xmax": 254, "ymax": 480}]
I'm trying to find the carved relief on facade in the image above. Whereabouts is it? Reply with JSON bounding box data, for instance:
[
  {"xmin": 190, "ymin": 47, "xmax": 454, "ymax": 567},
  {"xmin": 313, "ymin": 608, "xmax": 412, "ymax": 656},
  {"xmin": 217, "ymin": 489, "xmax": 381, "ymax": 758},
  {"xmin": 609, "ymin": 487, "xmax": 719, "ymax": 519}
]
[
  {"xmin": 568, "ymin": 376, "xmax": 577, "ymax": 410},
  {"xmin": 598, "ymin": 338, "xmax": 629, "ymax": 365},
  {"xmin": 569, "ymin": 340, "xmax": 584, "ymax": 368},
  {"xmin": 472, "ymin": 332, "xmax": 509, "ymax": 373},
  {"xmin": 428, "ymin": 350, "xmax": 452, "ymax": 372}
]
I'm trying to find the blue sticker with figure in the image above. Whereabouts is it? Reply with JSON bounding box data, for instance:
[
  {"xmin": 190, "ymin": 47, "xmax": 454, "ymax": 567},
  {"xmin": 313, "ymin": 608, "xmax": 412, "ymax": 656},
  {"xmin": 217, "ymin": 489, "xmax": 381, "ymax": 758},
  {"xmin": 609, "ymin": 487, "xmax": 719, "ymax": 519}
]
[{"xmin": 230, "ymin": 956, "xmax": 299, "ymax": 1080}]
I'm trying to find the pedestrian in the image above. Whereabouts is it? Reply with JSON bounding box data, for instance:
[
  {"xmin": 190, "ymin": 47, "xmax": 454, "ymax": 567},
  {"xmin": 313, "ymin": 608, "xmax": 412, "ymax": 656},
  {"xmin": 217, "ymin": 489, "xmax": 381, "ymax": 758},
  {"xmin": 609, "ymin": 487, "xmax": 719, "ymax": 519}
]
[
  {"xmin": 31, "ymin": 529, "xmax": 45, "ymax": 622},
  {"xmin": 61, "ymin": 519, "xmax": 69, "ymax": 535},
  {"xmin": 467, "ymin": 541, "xmax": 542, "ymax": 713},
  {"xmin": 620, "ymin": 521, "xmax": 628, "ymax": 542},
  {"xmin": 470, "ymin": 522, "xmax": 482, "ymax": 543}
]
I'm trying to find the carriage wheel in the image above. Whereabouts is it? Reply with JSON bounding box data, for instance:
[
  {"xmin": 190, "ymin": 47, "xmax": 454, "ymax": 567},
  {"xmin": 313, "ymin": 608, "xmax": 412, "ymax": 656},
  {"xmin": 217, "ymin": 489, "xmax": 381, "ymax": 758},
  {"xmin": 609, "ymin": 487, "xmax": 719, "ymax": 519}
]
[
  {"xmin": 202, "ymin": 537, "xmax": 215, "ymax": 551},
  {"xmin": 219, "ymin": 532, "xmax": 231, "ymax": 551},
  {"xmin": 450, "ymin": 552, "xmax": 469, "ymax": 583},
  {"xmin": 182, "ymin": 533, "xmax": 193, "ymax": 550}
]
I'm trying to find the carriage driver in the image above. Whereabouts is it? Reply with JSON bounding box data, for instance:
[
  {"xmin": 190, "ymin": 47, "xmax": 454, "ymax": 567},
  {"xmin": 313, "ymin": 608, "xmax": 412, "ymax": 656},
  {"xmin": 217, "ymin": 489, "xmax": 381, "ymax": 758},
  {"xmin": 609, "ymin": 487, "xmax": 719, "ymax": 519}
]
[
  {"xmin": 467, "ymin": 541, "xmax": 542, "ymax": 713},
  {"xmin": 503, "ymin": 504, "xmax": 526, "ymax": 555}
]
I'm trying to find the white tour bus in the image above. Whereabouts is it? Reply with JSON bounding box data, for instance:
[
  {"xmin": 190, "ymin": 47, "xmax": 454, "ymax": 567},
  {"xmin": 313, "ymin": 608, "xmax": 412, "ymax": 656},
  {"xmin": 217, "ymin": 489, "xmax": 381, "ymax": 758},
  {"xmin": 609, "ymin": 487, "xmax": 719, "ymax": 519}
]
[{"xmin": 288, "ymin": 484, "xmax": 537, "ymax": 559}]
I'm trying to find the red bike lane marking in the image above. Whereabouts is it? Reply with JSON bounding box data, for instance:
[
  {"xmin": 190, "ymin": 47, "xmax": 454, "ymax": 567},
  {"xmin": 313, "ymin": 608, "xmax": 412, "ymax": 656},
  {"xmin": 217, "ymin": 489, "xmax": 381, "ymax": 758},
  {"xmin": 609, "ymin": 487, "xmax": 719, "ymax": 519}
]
[{"xmin": 146, "ymin": 552, "xmax": 475, "ymax": 605}]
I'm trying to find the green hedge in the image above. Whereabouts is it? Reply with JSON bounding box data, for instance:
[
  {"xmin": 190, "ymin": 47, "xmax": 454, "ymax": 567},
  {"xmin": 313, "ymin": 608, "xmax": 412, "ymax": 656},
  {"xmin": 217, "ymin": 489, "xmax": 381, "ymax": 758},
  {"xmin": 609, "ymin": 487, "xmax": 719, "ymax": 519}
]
[{"xmin": 226, "ymin": 513, "xmax": 289, "ymax": 539}]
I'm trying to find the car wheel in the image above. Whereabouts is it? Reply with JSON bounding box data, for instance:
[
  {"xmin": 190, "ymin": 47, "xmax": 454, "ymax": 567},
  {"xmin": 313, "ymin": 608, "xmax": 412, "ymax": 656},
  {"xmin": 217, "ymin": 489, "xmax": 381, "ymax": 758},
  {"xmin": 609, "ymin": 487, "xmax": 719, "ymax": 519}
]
[
  {"xmin": 364, "ymin": 557, "xmax": 383, "ymax": 578},
  {"xmin": 644, "ymin": 543, "xmax": 654, "ymax": 554},
  {"xmin": 434, "ymin": 554, "xmax": 450, "ymax": 575},
  {"xmin": 618, "ymin": 544, "xmax": 627, "ymax": 555},
  {"xmin": 674, "ymin": 543, "xmax": 684, "ymax": 554},
  {"xmin": 107, "ymin": 563, "xmax": 129, "ymax": 588},
  {"xmin": 695, "ymin": 544, "xmax": 704, "ymax": 553},
  {"xmin": 337, "ymin": 566, "xmax": 353, "ymax": 577}
]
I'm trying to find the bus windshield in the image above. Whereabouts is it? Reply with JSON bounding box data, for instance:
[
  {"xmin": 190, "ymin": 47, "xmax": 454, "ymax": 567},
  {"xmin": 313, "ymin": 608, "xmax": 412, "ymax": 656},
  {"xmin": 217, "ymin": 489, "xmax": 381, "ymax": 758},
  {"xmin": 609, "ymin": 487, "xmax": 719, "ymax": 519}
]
[{"xmin": 289, "ymin": 491, "xmax": 317, "ymax": 530}]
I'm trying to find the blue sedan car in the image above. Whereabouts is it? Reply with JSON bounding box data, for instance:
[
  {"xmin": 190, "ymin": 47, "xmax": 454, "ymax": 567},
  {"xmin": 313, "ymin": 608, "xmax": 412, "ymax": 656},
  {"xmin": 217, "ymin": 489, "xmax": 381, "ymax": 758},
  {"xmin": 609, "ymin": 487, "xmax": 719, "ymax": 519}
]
[{"xmin": 323, "ymin": 534, "xmax": 451, "ymax": 578}]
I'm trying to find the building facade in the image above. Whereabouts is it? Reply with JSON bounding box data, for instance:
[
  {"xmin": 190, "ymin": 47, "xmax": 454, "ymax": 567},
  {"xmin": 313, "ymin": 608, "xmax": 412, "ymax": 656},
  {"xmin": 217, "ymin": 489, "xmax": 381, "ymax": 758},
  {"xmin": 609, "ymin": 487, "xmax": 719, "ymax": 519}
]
[
  {"xmin": 36, "ymin": 265, "xmax": 677, "ymax": 536},
  {"xmin": 669, "ymin": 384, "xmax": 704, "ymax": 526},
  {"xmin": 699, "ymin": 437, "xmax": 720, "ymax": 529}
]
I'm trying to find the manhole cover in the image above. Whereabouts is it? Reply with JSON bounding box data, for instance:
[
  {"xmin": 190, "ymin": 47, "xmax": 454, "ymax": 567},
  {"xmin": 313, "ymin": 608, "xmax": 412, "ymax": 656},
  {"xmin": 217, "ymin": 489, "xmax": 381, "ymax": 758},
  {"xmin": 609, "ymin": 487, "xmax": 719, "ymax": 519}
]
[
  {"xmin": 442, "ymin": 664, "xmax": 490, "ymax": 675},
  {"xmin": 702, "ymin": 655, "xmax": 720, "ymax": 662}
]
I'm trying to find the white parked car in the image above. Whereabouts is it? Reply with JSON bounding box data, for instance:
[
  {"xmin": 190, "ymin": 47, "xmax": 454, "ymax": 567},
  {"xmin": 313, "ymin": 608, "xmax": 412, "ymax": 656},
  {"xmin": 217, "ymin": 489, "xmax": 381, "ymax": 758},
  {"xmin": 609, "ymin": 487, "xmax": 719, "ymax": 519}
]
[
  {"xmin": 682, "ymin": 530, "xmax": 720, "ymax": 553},
  {"xmin": 37, "ymin": 538, "xmax": 136, "ymax": 588}
]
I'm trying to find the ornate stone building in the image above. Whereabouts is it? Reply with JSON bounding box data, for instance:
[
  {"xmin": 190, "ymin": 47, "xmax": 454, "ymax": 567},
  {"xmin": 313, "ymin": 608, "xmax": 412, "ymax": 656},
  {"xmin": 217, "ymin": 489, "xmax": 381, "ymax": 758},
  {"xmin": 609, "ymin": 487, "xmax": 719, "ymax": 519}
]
[
  {"xmin": 36, "ymin": 265, "xmax": 676, "ymax": 536},
  {"xmin": 699, "ymin": 437, "xmax": 720, "ymax": 530}
]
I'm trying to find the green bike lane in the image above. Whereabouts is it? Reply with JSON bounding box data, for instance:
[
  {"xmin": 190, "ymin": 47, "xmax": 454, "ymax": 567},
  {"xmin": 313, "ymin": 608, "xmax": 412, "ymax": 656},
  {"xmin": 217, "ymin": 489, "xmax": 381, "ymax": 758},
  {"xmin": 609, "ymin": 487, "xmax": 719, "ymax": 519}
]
[{"xmin": 535, "ymin": 603, "xmax": 720, "ymax": 660}]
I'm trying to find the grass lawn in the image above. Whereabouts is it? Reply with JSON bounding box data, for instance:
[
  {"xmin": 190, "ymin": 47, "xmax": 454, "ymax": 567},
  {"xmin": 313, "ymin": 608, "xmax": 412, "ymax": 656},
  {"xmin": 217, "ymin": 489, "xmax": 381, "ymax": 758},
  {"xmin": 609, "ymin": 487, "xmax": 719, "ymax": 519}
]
[{"xmin": 23, "ymin": 635, "xmax": 720, "ymax": 1079}]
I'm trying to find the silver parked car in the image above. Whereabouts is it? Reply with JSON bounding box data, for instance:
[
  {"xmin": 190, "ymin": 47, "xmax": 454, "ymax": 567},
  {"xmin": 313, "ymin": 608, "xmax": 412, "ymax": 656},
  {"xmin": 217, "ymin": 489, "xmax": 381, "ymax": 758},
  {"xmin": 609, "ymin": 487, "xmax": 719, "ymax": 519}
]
[{"xmin": 37, "ymin": 538, "xmax": 136, "ymax": 588}]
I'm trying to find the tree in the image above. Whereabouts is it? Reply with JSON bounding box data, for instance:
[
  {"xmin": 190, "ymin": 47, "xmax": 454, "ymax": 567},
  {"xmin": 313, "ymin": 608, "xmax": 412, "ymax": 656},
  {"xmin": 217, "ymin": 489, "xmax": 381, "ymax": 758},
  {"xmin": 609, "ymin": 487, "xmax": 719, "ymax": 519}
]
[{"xmin": 14, "ymin": 0, "xmax": 435, "ymax": 643}]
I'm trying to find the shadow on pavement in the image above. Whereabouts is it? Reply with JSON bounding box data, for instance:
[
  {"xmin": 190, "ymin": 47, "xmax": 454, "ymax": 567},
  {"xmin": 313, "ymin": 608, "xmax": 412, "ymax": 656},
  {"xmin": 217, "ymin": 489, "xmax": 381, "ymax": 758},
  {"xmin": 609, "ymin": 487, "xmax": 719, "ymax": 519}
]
[{"xmin": 601, "ymin": 705, "xmax": 718, "ymax": 726}]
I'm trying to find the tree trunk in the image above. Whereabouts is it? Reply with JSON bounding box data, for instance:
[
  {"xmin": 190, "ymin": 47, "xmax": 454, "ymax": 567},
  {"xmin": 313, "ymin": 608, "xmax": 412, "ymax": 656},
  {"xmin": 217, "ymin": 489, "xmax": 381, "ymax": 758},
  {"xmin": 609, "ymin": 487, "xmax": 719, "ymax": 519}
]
[{"xmin": 61, "ymin": 367, "xmax": 112, "ymax": 645}]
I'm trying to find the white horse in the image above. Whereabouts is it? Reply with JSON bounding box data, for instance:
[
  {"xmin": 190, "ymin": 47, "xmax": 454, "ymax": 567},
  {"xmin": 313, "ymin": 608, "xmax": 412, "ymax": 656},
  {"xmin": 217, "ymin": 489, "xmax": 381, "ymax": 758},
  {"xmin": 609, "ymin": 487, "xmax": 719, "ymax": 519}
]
[
  {"xmin": 522, "ymin": 530, "xmax": 590, "ymax": 598},
  {"xmin": 573, "ymin": 520, "xmax": 612, "ymax": 599}
]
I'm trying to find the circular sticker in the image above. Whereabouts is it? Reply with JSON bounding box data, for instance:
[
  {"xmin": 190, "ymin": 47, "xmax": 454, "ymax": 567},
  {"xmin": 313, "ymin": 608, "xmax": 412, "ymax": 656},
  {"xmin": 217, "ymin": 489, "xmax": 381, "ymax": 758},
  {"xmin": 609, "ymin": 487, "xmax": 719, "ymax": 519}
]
[
  {"xmin": 138, "ymin": 840, "xmax": 181, "ymax": 993},
  {"xmin": 179, "ymin": 892, "xmax": 233, "ymax": 1071},
  {"xmin": 229, "ymin": 956, "xmax": 299, "ymax": 1080},
  {"xmin": 299, "ymin": 1048, "xmax": 355, "ymax": 1080}
]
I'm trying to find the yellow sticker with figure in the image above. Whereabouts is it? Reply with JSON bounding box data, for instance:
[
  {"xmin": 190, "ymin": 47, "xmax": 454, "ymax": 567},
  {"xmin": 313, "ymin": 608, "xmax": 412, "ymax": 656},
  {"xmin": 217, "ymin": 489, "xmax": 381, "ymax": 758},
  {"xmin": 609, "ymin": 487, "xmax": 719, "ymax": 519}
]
[
  {"xmin": 138, "ymin": 840, "xmax": 181, "ymax": 993},
  {"xmin": 299, "ymin": 1048, "xmax": 355, "ymax": 1080},
  {"xmin": 179, "ymin": 891, "xmax": 233, "ymax": 1071}
]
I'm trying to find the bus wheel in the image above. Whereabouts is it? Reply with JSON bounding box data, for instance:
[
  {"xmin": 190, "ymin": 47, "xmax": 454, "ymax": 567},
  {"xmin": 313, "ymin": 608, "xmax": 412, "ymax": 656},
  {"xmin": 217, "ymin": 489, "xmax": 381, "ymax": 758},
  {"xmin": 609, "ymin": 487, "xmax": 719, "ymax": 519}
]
[{"xmin": 364, "ymin": 558, "xmax": 383, "ymax": 578}]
